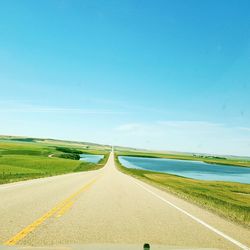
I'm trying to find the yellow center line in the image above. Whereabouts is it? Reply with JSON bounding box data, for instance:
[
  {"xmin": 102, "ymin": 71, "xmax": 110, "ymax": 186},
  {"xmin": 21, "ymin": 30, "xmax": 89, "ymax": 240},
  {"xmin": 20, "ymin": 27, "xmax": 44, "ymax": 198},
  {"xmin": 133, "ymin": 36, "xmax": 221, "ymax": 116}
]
[
  {"xmin": 4, "ymin": 175, "xmax": 100, "ymax": 246},
  {"xmin": 55, "ymin": 201, "xmax": 74, "ymax": 218}
]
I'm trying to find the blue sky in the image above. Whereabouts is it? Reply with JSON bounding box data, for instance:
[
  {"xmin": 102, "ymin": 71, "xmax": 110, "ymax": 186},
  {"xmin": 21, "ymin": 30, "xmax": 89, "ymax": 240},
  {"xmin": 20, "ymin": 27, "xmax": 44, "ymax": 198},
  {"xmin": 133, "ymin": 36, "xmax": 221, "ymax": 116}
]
[{"xmin": 0, "ymin": 0, "xmax": 250, "ymax": 156}]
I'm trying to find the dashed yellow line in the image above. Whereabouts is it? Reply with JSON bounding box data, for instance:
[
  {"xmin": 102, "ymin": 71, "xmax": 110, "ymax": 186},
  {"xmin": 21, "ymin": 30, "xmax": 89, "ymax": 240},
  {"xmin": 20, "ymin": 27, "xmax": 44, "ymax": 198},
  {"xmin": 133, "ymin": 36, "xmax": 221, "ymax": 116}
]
[{"xmin": 4, "ymin": 176, "xmax": 100, "ymax": 246}]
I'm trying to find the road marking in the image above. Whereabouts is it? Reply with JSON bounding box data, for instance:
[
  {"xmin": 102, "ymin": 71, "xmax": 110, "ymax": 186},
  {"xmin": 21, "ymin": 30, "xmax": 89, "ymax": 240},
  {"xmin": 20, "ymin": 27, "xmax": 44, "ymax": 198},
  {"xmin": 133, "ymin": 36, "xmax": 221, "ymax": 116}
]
[
  {"xmin": 132, "ymin": 179, "xmax": 249, "ymax": 250},
  {"xmin": 55, "ymin": 201, "xmax": 73, "ymax": 218},
  {"xmin": 4, "ymin": 176, "xmax": 100, "ymax": 246}
]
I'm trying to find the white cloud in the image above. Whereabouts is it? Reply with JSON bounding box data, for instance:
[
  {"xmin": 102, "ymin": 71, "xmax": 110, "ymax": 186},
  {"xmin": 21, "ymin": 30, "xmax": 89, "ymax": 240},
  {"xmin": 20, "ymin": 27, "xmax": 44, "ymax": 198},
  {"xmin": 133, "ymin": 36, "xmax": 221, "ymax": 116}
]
[
  {"xmin": 116, "ymin": 120, "xmax": 224, "ymax": 136},
  {"xmin": 239, "ymin": 127, "xmax": 250, "ymax": 132},
  {"xmin": 116, "ymin": 123, "xmax": 145, "ymax": 132},
  {"xmin": 113, "ymin": 121, "xmax": 250, "ymax": 156},
  {"xmin": 156, "ymin": 120, "xmax": 224, "ymax": 128},
  {"xmin": 0, "ymin": 105, "xmax": 126, "ymax": 115}
]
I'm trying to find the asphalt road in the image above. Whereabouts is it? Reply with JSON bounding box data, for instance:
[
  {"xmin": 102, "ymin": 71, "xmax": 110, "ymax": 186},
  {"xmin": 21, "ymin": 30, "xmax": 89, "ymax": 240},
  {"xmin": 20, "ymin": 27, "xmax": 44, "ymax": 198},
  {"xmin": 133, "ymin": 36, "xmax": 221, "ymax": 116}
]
[{"xmin": 0, "ymin": 153, "xmax": 249, "ymax": 249}]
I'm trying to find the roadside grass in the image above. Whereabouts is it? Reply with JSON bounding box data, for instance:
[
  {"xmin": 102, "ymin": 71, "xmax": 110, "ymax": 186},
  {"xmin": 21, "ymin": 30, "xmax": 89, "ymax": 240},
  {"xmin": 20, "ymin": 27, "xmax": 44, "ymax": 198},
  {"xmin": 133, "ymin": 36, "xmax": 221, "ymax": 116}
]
[
  {"xmin": 0, "ymin": 139, "xmax": 110, "ymax": 184},
  {"xmin": 116, "ymin": 149, "xmax": 250, "ymax": 168},
  {"xmin": 115, "ymin": 153, "xmax": 250, "ymax": 228}
]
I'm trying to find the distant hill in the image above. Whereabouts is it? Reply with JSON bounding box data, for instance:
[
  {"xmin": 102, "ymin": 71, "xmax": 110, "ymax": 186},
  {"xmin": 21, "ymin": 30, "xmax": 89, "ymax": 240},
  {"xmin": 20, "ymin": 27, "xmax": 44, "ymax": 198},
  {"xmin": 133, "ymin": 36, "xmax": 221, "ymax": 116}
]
[{"xmin": 0, "ymin": 135, "xmax": 111, "ymax": 149}]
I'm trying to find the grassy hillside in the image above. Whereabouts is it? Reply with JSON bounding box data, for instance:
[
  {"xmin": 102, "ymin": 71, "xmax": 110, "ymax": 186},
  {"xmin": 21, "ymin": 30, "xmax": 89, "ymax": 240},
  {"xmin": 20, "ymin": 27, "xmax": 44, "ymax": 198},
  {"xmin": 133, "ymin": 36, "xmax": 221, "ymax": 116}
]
[
  {"xmin": 115, "ymin": 152, "xmax": 250, "ymax": 228},
  {"xmin": 0, "ymin": 136, "xmax": 110, "ymax": 184}
]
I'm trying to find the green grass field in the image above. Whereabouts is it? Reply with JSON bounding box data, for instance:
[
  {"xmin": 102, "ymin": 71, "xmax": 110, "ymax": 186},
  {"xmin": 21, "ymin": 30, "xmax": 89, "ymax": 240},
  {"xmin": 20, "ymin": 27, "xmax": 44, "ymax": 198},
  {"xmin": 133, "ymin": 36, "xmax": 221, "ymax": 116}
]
[
  {"xmin": 0, "ymin": 136, "xmax": 110, "ymax": 184},
  {"xmin": 115, "ymin": 151, "xmax": 250, "ymax": 228}
]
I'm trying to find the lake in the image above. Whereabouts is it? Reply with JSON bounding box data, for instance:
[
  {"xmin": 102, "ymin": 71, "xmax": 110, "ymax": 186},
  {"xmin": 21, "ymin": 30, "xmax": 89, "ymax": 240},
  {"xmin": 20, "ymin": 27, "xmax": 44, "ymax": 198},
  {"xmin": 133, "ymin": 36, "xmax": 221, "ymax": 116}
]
[
  {"xmin": 80, "ymin": 154, "xmax": 104, "ymax": 164},
  {"xmin": 118, "ymin": 156, "xmax": 250, "ymax": 184}
]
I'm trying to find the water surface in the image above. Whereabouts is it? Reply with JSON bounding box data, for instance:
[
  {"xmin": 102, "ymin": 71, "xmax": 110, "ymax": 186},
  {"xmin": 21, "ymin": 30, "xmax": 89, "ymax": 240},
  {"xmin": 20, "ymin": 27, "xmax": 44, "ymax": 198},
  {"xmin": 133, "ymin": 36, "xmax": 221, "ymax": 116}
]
[
  {"xmin": 80, "ymin": 154, "xmax": 104, "ymax": 164},
  {"xmin": 118, "ymin": 156, "xmax": 250, "ymax": 184}
]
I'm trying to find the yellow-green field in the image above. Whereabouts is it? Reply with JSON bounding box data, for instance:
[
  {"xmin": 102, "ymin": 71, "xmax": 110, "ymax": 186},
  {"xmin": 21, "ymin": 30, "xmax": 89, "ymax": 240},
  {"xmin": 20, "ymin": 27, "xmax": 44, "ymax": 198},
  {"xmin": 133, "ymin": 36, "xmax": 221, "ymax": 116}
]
[
  {"xmin": 115, "ymin": 150, "xmax": 250, "ymax": 228},
  {"xmin": 0, "ymin": 136, "xmax": 110, "ymax": 184}
]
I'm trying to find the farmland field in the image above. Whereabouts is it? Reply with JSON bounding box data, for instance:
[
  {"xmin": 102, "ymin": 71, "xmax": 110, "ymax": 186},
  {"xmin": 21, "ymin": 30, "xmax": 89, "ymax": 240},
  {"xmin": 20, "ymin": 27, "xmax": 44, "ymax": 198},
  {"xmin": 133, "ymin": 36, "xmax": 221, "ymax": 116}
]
[{"xmin": 0, "ymin": 136, "xmax": 110, "ymax": 184}]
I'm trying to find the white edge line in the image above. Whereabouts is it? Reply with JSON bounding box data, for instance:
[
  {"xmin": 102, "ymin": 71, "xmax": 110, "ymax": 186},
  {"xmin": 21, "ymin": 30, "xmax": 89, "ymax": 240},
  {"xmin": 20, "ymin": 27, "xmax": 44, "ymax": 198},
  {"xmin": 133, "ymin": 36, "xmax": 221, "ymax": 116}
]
[{"xmin": 131, "ymin": 179, "xmax": 249, "ymax": 250}]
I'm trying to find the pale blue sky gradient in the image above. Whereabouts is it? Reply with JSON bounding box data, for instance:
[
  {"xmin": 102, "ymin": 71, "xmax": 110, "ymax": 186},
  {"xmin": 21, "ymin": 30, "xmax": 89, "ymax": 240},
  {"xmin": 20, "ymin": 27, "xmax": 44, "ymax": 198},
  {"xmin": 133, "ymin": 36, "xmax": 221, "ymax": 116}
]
[{"xmin": 0, "ymin": 0, "xmax": 250, "ymax": 155}]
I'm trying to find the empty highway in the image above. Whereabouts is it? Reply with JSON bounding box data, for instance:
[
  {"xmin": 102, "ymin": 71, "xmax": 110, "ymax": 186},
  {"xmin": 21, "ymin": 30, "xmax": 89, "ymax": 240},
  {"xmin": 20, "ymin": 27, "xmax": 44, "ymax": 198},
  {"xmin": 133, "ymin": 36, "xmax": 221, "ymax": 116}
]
[{"xmin": 0, "ymin": 153, "xmax": 249, "ymax": 249}]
